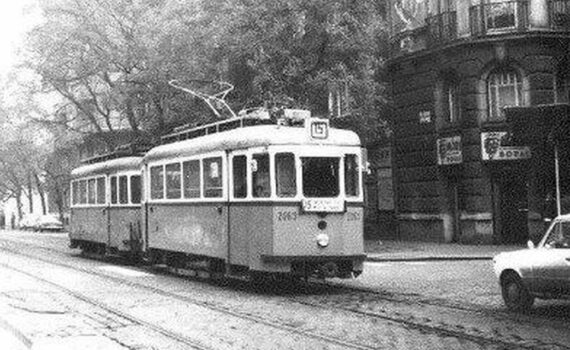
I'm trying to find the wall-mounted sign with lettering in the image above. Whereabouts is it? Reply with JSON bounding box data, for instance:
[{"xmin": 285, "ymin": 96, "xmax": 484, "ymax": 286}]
[
  {"xmin": 437, "ymin": 136, "xmax": 463, "ymax": 165},
  {"xmin": 419, "ymin": 110, "xmax": 432, "ymax": 124},
  {"xmin": 481, "ymin": 131, "xmax": 531, "ymax": 161}
]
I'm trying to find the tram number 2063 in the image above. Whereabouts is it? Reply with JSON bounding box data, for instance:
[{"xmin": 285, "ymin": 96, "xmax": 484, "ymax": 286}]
[{"xmin": 276, "ymin": 211, "xmax": 298, "ymax": 221}]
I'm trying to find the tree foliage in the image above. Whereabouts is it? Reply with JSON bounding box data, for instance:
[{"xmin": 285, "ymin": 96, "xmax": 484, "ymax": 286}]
[
  {"xmin": 25, "ymin": 0, "xmax": 390, "ymax": 145},
  {"xmin": 0, "ymin": 0, "xmax": 391, "ymax": 220}
]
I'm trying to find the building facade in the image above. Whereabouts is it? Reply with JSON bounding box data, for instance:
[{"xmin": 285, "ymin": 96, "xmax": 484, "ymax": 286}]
[{"xmin": 387, "ymin": 0, "xmax": 570, "ymax": 243}]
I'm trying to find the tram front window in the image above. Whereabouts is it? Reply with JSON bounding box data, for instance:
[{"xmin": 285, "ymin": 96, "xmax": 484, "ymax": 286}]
[
  {"xmin": 302, "ymin": 157, "xmax": 339, "ymax": 198},
  {"xmin": 276, "ymin": 153, "xmax": 296, "ymax": 197},
  {"xmin": 252, "ymin": 154, "xmax": 270, "ymax": 198}
]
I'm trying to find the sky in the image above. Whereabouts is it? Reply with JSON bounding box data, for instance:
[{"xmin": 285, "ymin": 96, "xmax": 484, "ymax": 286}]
[{"xmin": 0, "ymin": 1, "xmax": 38, "ymax": 76}]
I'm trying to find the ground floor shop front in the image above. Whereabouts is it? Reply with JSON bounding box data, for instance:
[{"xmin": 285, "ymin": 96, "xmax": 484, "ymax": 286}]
[{"xmin": 381, "ymin": 104, "xmax": 570, "ymax": 244}]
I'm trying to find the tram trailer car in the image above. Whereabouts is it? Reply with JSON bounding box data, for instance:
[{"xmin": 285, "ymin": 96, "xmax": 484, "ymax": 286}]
[
  {"xmin": 69, "ymin": 157, "xmax": 143, "ymax": 258},
  {"xmin": 142, "ymin": 118, "xmax": 366, "ymax": 279}
]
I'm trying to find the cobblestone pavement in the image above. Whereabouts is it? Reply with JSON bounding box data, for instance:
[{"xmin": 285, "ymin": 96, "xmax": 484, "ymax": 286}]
[{"xmin": 0, "ymin": 231, "xmax": 568, "ymax": 350}]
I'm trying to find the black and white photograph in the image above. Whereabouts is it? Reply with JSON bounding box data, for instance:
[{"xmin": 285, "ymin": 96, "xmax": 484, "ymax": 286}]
[{"xmin": 0, "ymin": 0, "xmax": 569, "ymax": 349}]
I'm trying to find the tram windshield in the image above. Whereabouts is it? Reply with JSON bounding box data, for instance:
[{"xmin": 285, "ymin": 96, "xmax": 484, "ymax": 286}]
[{"xmin": 301, "ymin": 157, "xmax": 340, "ymax": 198}]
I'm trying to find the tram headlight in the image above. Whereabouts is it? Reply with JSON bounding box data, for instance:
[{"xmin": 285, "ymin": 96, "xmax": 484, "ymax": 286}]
[{"xmin": 316, "ymin": 233, "xmax": 329, "ymax": 248}]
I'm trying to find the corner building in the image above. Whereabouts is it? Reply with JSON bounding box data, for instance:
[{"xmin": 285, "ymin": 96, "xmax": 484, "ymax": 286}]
[{"xmin": 386, "ymin": 0, "xmax": 570, "ymax": 243}]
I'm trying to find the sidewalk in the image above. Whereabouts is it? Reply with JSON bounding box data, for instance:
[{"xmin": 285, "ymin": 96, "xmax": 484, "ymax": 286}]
[{"xmin": 364, "ymin": 240, "xmax": 525, "ymax": 262}]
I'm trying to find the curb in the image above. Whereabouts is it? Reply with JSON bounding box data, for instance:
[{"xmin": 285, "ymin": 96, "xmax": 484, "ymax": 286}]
[
  {"xmin": 0, "ymin": 318, "xmax": 32, "ymax": 350},
  {"xmin": 366, "ymin": 256, "xmax": 494, "ymax": 262}
]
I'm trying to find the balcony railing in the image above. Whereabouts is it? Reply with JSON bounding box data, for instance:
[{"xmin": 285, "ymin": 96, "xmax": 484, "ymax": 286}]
[
  {"xmin": 470, "ymin": 0, "xmax": 529, "ymax": 37},
  {"xmin": 426, "ymin": 11, "xmax": 458, "ymax": 46},
  {"xmin": 550, "ymin": 0, "xmax": 570, "ymax": 29}
]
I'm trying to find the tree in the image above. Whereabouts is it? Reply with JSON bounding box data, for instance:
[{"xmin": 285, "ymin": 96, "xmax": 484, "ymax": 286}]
[{"xmin": 204, "ymin": 0, "xmax": 391, "ymax": 144}]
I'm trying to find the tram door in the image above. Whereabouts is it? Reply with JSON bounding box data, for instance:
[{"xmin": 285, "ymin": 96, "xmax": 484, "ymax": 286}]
[
  {"xmin": 227, "ymin": 150, "xmax": 272, "ymax": 269},
  {"xmin": 228, "ymin": 152, "xmax": 250, "ymax": 267}
]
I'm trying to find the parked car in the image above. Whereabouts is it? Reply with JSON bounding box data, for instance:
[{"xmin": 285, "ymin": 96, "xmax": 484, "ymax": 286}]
[
  {"xmin": 35, "ymin": 215, "xmax": 64, "ymax": 232},
  {"xmin": 493, "ymin": 214, "xmax": 570, "ymax": 311},
  {"xmin": 19, "ymin": 214, "xmax": 40, "ymax": 231}
]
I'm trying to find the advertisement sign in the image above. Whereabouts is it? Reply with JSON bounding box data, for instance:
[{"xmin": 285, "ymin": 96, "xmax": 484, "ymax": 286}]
[
  {"xmin": 481, "ymin": 131, "xmax": 531, "ymax": 161},
  {"xmin": 437, "ymin": 136, "xmax": 463, "ymax": 165}
]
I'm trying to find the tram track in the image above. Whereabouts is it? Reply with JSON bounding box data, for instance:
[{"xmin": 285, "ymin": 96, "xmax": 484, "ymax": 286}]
[
  {"xmin": 1, "ymin": 236, "xmax": 569, "ymax": 350},
  {"xmin": 0, "ymin": 242, "xmax": 382, "ymax": 350},
  {"xmin": 0, "ymin": 261, "xmax": 212, "ymax": 350}
]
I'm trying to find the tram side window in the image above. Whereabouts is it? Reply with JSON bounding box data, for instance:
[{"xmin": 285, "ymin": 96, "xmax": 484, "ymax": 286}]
[
  {"xmin": 203, "ymin": 157, "xmax": 223, "ymax": 198},
  {"xmin": 252, "ymin": 154, "xmax": 270, "ymax": 198},
  {"xmin": 79, "ymin": 179, "xmax": 87, "ymax": 204},
  {"xmin": 119, "ymin": 175, "xmax": 129, "ymax": 204},
  {"xmin": 276, "ymin": 153, "xmax": 296, "ymax": 198},
  {"xmin": 87, "ymin": 178, "xmax": 96, "ymax": 204},
  {"xmin": 150, "ymin": 166, "xmax": 164, "ymax": 199},
  {"xmin": 131, "ymin": 175, "xmax": 141, "ymax": 204},
  {"xmin": 232, "ymin": 155, "xmax": 247, "ymax": 198},
  {"xmin": 183, "ymin": 160, "xmax": 200, "ymax": 198},
  {"xmin": 344, "ymin": 154, "xmax": 360, "ymax": 197},
  {"xmin": 72, "ymin": 181, "xmax": 80, "ymax": 206},
  {"xmin": 96, "ymin": 177, "xmax": 106, "ymax": 204},
  {"xmin": 110, "ymin": 176, "xmax": 118, "ymax": 204},
  {"xmin": 302, "ymin": 157, "xmax": 340, "ymax": 198},
  {"xmin": 165, "ymin": 163, "xmax": 182, "ymax": 199}
]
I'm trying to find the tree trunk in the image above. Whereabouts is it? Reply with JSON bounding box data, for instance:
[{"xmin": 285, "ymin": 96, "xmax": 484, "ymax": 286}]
[
  {"xmin": 34, "ymin": 173, "xmax": 47, "ymax": 215},
  {"xmin": 27, "ymin": 174, "xmax": 34, "ymax": 214},
  {"xmin": 16, "ymin": 188, "xmax": 23, "ymax": 221}
]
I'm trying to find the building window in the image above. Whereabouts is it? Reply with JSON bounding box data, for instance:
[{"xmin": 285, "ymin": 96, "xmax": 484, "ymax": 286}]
[
  {"xmin": 485, "ymin": 0, "xmax": 518, "ymax": 31},
  {"xmin": 487, "ymin": 68, "xmax": 522, "ymax": 121},
  {"xmin": 445, "ymin": 81, "xmax": 459, "ymax": 123},
  {"xmin": 328, "ymin": 81, "xmax": 350, "ymax": 118},
  {"xmin": 556, "ymin": 70, "xmax": 570, "ymax": 103}
]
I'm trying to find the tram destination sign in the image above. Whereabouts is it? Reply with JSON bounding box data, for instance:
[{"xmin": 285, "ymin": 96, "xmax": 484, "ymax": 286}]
[
  {"xmin": 306, "ymin": 118, "xmax": 330, "ymax": 140},
  {"xmin": 301, "ymin": 198, "xmax": 345, "ymax": 213}
]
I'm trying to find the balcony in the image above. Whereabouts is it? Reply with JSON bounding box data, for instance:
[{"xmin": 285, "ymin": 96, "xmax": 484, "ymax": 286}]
[
  {"xmin": 550, "ymin": 0, "xmax": 570, "ymax": 29},
  {"xmin": 426, "ymin": 11, "xmax": 458, "ymax": 46},
  {"xmin": 470, "ymin": 1, "xmax": 530, "ymax": 37}
]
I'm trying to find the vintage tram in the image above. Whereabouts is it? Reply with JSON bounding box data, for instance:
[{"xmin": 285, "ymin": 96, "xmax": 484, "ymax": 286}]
[
  {"xmin": 68, "ymin": 81, "xmax": 366, "ymax": 280},
  {"xmin": 142, "ymin": 110, "xmax": 366, "ymax": 279},
  {"xmin": 69, "ymin": 155, "xmax": 143, "ymax": 258}
]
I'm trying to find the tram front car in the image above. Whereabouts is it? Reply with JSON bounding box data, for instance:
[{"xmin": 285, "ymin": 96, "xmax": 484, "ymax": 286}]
[
  {"xmin": 252, "ymin": 117, "xmax": 367, "ymax": 279},
  {"xmin": 142, "ymin": 110, "xmax": 366, "ymax": 280}
]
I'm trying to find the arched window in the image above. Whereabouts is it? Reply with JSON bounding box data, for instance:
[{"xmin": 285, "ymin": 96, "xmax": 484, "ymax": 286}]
[
  {"xmin": 444, "ymin": 80, "xmax": 459, "ymax": 123},
  {"xmin": 487, "ymin": 68, "xmax": 522, "ymax": 121},
  {"xmin": 555, "ymin": 69, "xmax": 570, "ymax": 104}
]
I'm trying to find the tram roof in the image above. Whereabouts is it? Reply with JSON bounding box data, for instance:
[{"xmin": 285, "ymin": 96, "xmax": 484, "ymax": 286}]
[
  {"xmin": 71, "ymin": 156, "xmax": 142, "ymax": 178},
  {"xmin": 144, "ymin": 124, "xmax": 360, "ymax": 163}
]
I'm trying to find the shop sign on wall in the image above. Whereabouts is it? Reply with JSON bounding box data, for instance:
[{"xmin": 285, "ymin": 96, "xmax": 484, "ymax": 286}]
[
  {"xmin": 481, "ymin": 131, "xmax": 531, "ymax": 161},
  {"xmin": 418, "ymin": 110, "xmax": 432, "ymax": 124},
  {"xmin": 437, "ymin": 136, "xmax": 463, "ymax": 165}
]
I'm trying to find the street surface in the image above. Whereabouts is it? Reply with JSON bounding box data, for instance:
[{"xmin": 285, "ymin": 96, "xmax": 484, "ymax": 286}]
[{"xmin": 0, "ymin": 229, "xmax": 569, "ymax": 349}]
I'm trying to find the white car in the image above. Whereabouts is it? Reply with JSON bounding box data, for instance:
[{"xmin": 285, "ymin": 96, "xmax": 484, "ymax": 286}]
[{"xmin": 493, "ymin": 214, "xmax": 570, "ymax": 311}]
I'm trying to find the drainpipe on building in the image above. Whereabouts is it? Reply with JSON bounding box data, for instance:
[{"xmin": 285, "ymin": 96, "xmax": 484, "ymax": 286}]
[{"xmin": 555, "ymin": 144, "xmax": 561, "ymax": 216}]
